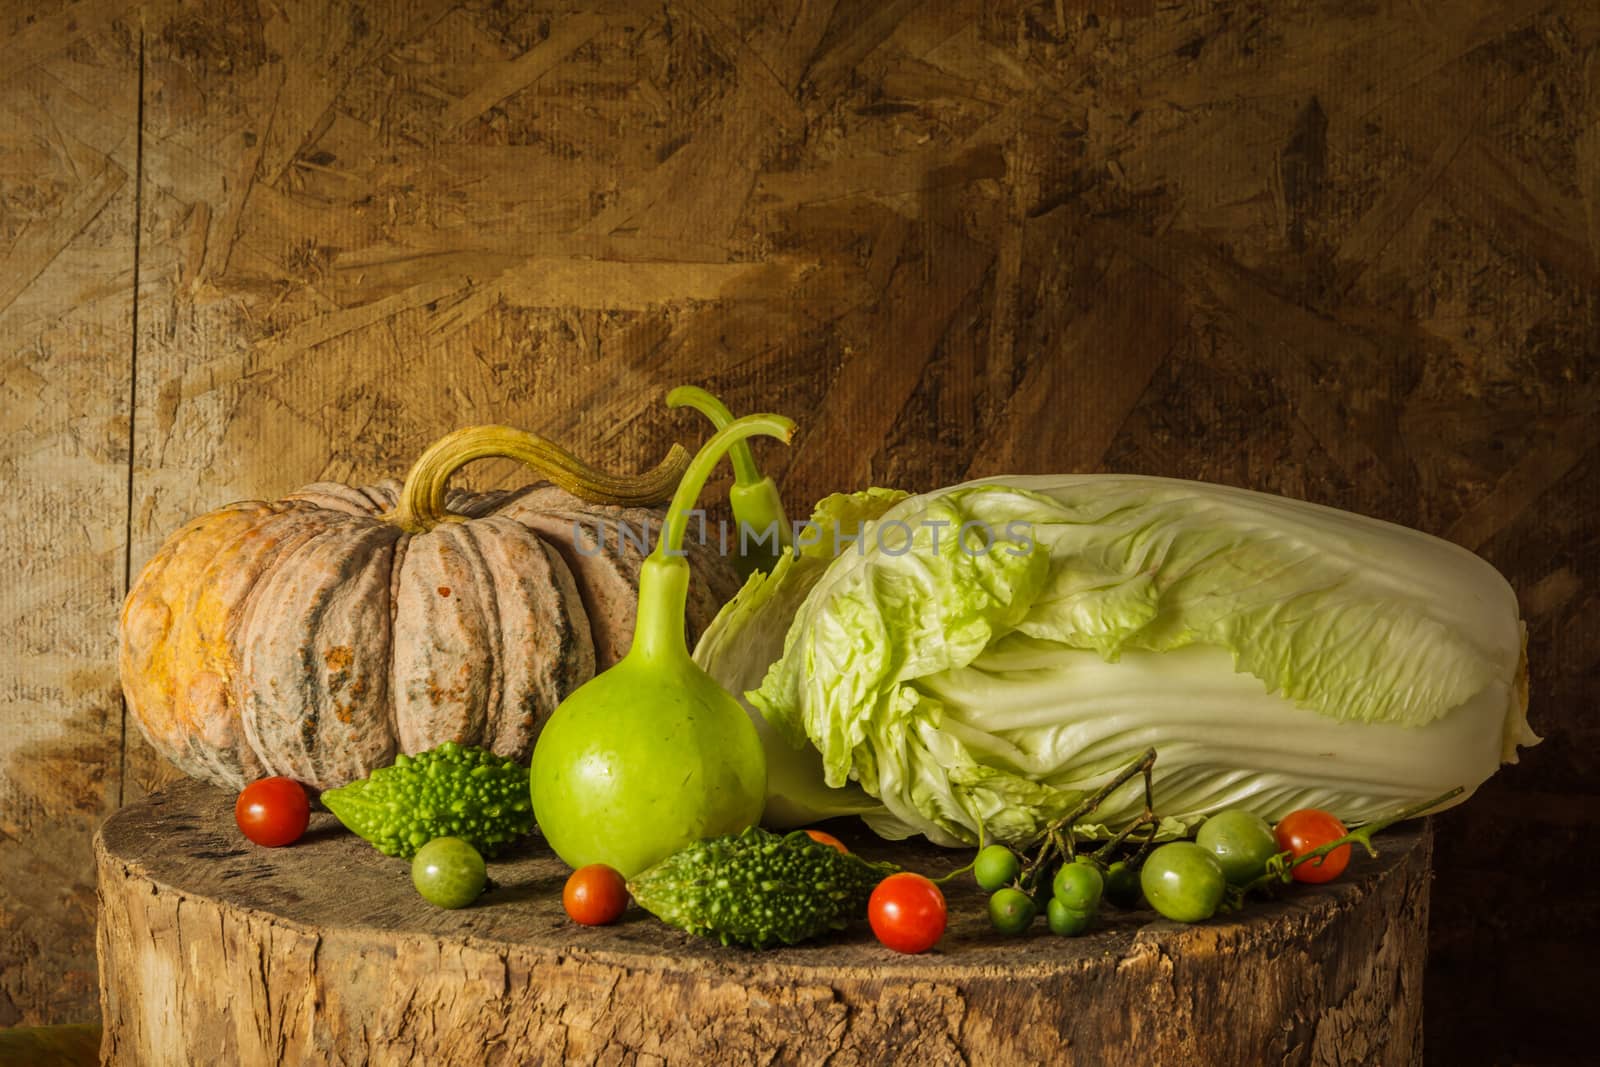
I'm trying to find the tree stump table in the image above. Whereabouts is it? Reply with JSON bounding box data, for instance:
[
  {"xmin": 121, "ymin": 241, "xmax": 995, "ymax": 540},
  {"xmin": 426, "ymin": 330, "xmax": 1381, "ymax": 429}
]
[{"xmin": 97, "ymin": 780, "xmax": 1430, "ymax": 1065}]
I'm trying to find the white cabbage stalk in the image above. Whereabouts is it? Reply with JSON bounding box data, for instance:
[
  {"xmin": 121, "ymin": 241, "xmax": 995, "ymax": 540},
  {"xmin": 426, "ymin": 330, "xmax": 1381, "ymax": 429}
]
[{"xmin": 693, "ymin": 477, "xmax": 1535, "ymax": 848}]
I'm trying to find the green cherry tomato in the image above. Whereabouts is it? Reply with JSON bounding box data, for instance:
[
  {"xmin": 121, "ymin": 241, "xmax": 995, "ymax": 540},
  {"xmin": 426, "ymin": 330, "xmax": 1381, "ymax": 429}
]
[
  {"xmin": 1196, "ymin": 809, "xmax": 1280, "ymax": 885},
  {"xmin": 1047, "ymin": 897, "xmax": 1093, "ymax": 936},
  {"xmin": 1103, "ymin": 860, "xmax": 1143, "ymax": 908},
  {"xmin": 973, "ymin": 844, "xmax": 1021, "ymax": 891},
  {"xmin": 1140, "ymin": 842, "xmax": 1227, "ymax": 923},
  {"xmin": 412, "ymin": 837, "xmax": 487, "ymax": 909},
  {"xmin": 988, "ymin": 887, "xmax": 1037, "ymax": 935},
  {"xmin": 1052, "ymin": 862, "xmax": 1104, "ymax": 912}
]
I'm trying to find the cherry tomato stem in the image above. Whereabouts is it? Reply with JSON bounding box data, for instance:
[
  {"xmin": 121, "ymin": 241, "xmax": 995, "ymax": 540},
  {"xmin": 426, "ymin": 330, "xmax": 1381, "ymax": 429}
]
[
  {"xmin": 1295, "ymin": 788, "xmax": 1465, "ymax": 874},
  {"xmin": 1234, "ymin": 788, "xmax": 1467, "ymax": 897}
]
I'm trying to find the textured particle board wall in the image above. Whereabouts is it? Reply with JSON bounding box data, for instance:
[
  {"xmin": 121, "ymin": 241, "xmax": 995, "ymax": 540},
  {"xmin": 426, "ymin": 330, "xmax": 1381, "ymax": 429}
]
[
  {"xmin": 0, "ymin": 1, "xmax": 1595, "ymax": 1061},
  {"xmin": 1, "ymin": 0, "xmax": 139, "ymax": 1024}
]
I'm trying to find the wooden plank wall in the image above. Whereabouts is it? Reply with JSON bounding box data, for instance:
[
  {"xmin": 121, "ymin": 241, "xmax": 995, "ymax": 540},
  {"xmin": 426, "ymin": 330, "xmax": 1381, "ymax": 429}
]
[{"xmin": 1, "ymin": 1, "xmax": 1594, "ymax": 1060}]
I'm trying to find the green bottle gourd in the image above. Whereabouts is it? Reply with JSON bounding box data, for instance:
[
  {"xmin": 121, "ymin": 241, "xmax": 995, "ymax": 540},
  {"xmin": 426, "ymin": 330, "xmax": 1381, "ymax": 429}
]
[
  {"xmin": 666, "ymin": 386, "xmax": 791, "ymax": 581},
  {"xmin": 530, "ymin": 413, "xmax": 794, "ymax": 877}
]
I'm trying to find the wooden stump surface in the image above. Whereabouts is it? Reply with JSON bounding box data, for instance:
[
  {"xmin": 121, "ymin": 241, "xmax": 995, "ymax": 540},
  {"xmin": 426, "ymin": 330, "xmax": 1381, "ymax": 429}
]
[{"xmin": 98, "ymin": 779, "xmax": 1431, "ymax": 1066}]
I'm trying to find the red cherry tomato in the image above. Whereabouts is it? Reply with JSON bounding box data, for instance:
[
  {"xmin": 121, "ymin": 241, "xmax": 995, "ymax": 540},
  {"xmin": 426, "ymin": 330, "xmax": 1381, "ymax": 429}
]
[
  {"xmin": 1275, "ymin": 808, "xmax": 1351, "ymax": 884},
  {"xmin": 868, "ymin": 872, "xmax": 947, "ymax": 954},
  {"xmin": 804, "ymin": 829, "xmax": 849, "ymax": 854},
  {"xmin": 234, "ymin": 776, "xmax": 310, "ymax": 847},
  {"xmin": 563, "ymin": 864, "xmax": 628, "ymax": 926}
]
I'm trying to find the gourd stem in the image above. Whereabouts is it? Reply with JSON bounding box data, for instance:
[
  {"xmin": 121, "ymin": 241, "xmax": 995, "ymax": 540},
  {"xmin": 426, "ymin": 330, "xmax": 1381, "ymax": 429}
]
[
  {"xmin": 389, "ymin": 425, "xmax": 690, "ymax": 533},
  {"xmin": 632, "ymin": 557, "xmax": 693, "ymax": 662},
  {"xmin": 667, "ymin": 387, "xmax": 793, "ymax": 576},
  {"xmin": 657, "ymin": 415, "xmax": 796, "ymax": 560},
  {"xmin": 630, "ymin": 414, "xmax": 795, "ymax": 662},
  {"xmin": 666, "ymin": 387, "xmax": 763, "ymax": 487}
]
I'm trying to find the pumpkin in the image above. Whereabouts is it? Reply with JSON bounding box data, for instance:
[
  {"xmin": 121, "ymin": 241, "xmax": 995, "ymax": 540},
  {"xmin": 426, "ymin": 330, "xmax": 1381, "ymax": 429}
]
[{"xmin": 119, "ymin": 426, "xmax": 743, "ymax": 791}]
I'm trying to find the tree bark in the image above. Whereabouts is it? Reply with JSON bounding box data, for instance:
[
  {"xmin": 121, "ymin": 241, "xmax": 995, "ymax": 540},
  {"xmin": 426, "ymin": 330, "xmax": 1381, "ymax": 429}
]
[{"xmin": 98, "ymin": 780, "xmax": 1430, "ymax": 1065}]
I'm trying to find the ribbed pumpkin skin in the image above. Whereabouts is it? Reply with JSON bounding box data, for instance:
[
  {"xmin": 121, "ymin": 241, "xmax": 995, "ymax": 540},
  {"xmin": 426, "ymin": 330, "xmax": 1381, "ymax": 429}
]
[
  {"xmin": 505, "ymin": 486, "xmax": 734, "ymax": 667},
  {"xmin": 120, "ymin": 480, "xmax": 740, "ymax": 791}
]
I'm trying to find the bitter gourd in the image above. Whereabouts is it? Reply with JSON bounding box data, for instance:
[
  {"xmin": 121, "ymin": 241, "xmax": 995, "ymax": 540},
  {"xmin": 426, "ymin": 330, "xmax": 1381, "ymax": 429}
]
[
  {"xmin": 626, "ymin": 826, "xmax": 896, "ymax": 948},
  {"xmin": 322, "ymin": 742, "xmax": 533, "ymax": 858}
]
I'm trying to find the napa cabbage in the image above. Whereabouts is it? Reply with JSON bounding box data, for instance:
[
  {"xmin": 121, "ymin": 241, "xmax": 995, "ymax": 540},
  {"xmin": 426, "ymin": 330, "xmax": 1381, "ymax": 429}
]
[{"xmin": 693, "ymin": 476, "xmax": 1534, "ymax": 847}]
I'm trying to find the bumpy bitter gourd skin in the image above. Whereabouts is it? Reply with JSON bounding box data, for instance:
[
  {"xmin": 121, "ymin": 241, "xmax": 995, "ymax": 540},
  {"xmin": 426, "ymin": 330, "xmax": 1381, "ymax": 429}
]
[
  {"xmin": 322, "ymin": 741, "xmax": 533, "ymax": 858},
  {"xmin": 627, "ymin": 827, "xmax": 894, "ymax": 948}
]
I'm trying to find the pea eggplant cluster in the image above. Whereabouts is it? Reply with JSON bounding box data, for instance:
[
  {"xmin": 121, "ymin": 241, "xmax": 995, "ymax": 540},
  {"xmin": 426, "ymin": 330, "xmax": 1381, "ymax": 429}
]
[{"xmin": 967, "ymin": 793, "xmax": 1454, "ymax": 934}]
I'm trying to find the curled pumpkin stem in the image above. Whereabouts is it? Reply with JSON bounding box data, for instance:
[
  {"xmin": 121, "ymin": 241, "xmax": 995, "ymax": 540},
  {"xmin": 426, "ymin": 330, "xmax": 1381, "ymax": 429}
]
[{"xmin": 390, "ymin": 425, "xmax": 690, "ymax": 533}]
